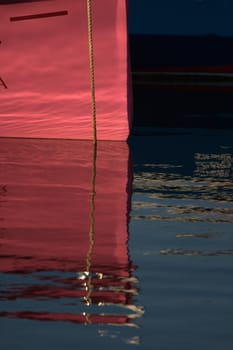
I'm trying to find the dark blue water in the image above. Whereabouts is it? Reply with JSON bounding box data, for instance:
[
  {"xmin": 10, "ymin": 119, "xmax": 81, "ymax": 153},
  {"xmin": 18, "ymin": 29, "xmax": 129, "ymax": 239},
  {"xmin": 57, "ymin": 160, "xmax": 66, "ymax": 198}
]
[
  {"xmin": 129, "ymin": 129, "xmax": 233, "ymax": 349},
  {"xmin": 1, "ymin": 129, "xmax": 233, "ymax": 349}
]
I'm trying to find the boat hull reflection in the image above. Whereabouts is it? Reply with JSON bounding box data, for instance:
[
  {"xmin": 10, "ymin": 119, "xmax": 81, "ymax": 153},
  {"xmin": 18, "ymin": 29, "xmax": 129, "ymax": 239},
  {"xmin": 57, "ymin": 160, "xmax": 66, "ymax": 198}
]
[{"xmin": 0, "ymin": 139, "xmax": 141, "ymax": 326}]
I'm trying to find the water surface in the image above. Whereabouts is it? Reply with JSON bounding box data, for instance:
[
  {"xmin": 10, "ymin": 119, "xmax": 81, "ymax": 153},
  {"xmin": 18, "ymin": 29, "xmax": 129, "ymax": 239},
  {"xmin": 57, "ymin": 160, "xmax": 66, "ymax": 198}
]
[
  {"xmin": 129, "ymin": 129, "xmax": 233, "ymax": 349},
  {"xmin": 1, "ymin": 129, "xmax": 233, "ymax": 349}
]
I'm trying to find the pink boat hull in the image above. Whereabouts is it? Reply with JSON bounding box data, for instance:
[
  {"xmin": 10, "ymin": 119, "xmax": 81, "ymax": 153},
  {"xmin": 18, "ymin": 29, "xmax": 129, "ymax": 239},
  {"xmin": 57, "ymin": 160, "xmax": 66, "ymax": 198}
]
[{"xmin": 0, "ymin": 0, "xmax": 132, "ymax": 140}]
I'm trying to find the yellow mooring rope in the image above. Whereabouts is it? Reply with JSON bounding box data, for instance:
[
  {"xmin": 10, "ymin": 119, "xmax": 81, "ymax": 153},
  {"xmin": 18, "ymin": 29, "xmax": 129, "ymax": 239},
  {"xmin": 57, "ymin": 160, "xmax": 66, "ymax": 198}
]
[{"xmin": 87, "ymin": 0, "xmax": 97, "ymax": 143}]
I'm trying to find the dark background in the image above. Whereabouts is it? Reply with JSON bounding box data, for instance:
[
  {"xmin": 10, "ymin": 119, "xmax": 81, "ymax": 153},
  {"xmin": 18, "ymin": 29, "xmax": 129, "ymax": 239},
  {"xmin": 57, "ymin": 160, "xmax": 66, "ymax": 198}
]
[{"xmin": 128, "ymin": 0, "xmax": 233, "ymax": 36}]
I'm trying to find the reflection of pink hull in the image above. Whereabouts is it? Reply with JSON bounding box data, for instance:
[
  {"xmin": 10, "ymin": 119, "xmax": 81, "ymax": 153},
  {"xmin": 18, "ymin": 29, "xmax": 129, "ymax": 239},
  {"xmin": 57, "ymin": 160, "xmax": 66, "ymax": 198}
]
[
  {"xmin": 0, "ymin": 138, "xmax": 138, "ymax": 326},
  {"xmin": 0, "ymin": 311, "xmax": 133, "ymax": 326},
  {"xmin": 0, "ymin": 139, "xmax": 131, "ymax": 273},
  {"xmin": 0, "ymin": 0, "xmax": 132, "ymax": 140}
]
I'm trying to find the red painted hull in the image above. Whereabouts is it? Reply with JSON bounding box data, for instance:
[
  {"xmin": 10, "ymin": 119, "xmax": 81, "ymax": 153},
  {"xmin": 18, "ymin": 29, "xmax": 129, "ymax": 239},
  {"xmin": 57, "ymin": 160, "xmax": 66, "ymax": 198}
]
[{"xmin": 0, "ymin": 0, "xmax": 132, "ymax": 140}]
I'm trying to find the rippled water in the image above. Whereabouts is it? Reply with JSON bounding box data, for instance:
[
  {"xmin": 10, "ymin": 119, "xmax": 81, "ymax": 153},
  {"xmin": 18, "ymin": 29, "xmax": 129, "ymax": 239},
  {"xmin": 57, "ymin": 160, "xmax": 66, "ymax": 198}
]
[
  {"xmin": 1, "ymin": 129, "xmax": 233, "ymax": 349},
  {"xmin": 129, "ymin": 129, "xmax": 233, "ymax": 349}
]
